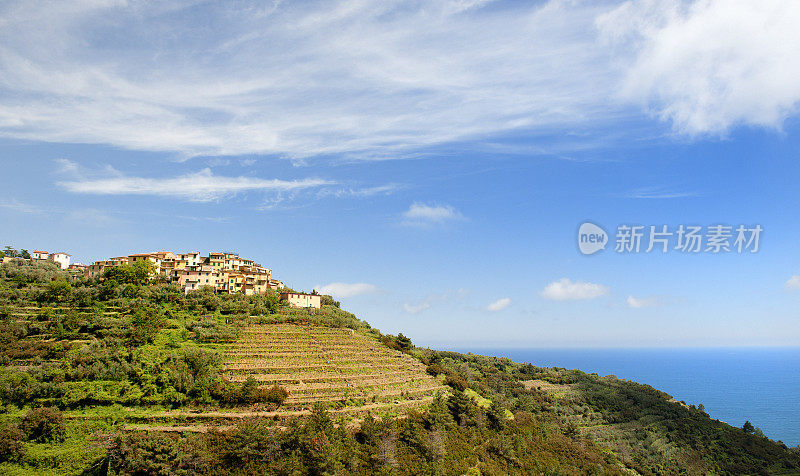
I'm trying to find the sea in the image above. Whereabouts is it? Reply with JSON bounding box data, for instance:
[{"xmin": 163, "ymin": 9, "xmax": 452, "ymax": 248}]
[{"xmin": 450, "ymin": 347, "xmax": 800, "ymax": 447}]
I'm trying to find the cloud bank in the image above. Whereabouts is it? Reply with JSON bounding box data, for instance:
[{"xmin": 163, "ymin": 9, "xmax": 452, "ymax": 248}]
[
  {"xmin": 2, "ymin": 1, "xmax": 797, "ymax": 159},
  {"xmin": 599, "ymin": 0, "xmax": 800, "ymax": 135}
]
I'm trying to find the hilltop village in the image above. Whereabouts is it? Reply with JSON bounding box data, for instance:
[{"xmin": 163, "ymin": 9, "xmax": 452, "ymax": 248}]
[{"xmin": 1, "ymin": 248, "xmax": 321, "ymax": 308}]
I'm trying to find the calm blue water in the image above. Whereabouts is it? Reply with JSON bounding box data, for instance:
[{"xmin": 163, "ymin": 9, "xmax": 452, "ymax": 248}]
[{"xmin": 453, "ymin": 347, "xmax": 800, "ymax": 447}]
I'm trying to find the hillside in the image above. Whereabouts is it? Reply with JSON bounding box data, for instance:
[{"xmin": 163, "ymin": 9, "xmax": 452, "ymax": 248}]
[
  {"xmin": 222, "ymin": 324, "xmax": 444, "ymax": 411},
  {"xmin": 0, "ymin": 258, "xmax": 798, "ymax": 475}
]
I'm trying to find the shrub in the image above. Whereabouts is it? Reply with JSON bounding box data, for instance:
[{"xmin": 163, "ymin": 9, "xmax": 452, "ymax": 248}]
[
  {"xmin": 264, "ymin": 385, "xmax": 289, "ymax": 405},
  {"xmin": 42, "ymin": 280, "xmax": 73, "ymax": 303},
  {"xmin": 223, "ymin": 378, "xmax": 288, "ymax": 406},
  {"xmin": 381, "ymin": 333, "xmax": 414, "ymax": 353},
  {"xmin": 426, "ymin": 364, "xmax": 446, "ymax": 377},
  {"xmin": 128, "ymin": 306, "xmax": 165, "ymax": 345},
  {"xmin": 107, "ymin": 432, "xmax": 181, "ymax": 475},
  {"xmin": 444, "ymin": 373, "xmax": 468, "ymax": 392},
  {"xmin": 0, "ymin": 423, "xmax": 25, "ymax": 462},
  {"xmin": 20, "ymin": 407, "xmax": 66, "ymax": 443}
]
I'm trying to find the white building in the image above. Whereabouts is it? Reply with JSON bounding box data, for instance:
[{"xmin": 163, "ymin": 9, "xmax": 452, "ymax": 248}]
[
  {"xmin": 49, "ymin": 252, "xmax": 71, "ymax": 270},
  {"xmin": 32, "ymin": 250, "xmax": 49, "ymax": 260}
]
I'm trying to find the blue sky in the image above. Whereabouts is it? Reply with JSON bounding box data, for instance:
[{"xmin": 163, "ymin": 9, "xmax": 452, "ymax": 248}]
[{"xmin": 2, "ymin": 0, "xmax": 800, "ymax": 348}]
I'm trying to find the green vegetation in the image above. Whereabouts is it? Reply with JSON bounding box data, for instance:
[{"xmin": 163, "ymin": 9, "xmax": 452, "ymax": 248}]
[
  {"xmin": 0, "ymin": 257, "xmax": 798, "ymax": 474},
  {"xmin": 423, "ymin": 350, "xmax": 800, "ymax": 475}
]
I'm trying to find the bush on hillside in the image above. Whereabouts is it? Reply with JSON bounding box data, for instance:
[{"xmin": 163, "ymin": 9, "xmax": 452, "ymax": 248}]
[
  {"xmin": 223, "ymin": 378, "xmax": 288, "ymax": 406},
  {"xmin": 0, "ymin": 423, "xmax": 25, "ymax": 462},
  {"xmin": 20, "ymin": 407, "xmax": 66, "ymax": 443},
  {"xmin": 320, "ymin": 294, "xmax": 340, "ymax": 308},
  {"xmin": 380, "ymin": 333, "xmax": 413, "ymax": 353}
]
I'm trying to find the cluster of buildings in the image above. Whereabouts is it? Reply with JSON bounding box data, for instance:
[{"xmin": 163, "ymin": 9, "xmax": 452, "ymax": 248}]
[
  {"xmin": 86, "ymin": 251, "xmax": 285, "ymax": 296},
  {"xmin": 9, "ymin": 248, "xmax": 323, "ymax": 308},
  {"xmin": 31, "ymin": 250, "xmax": 73, "ymax": 270}
]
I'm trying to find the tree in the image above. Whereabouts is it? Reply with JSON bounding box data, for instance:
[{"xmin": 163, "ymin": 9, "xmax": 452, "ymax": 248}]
[
  {"xmin": 395, "ymin": 333, "xmax": 412, "ymax": 351},
  {"xmin": 20, "ymin": 249, "xmax": 31, "ymax": 259},
  {"xmin": 487, "ymin": 400, "xmax": 507, "ymax": 430},
  {"xmin": 107, "ymin": 432, "xmax": 181, "ymax": 475},
  {"xmin": 320, "ymin": 295, "xmax": 340, "ymax": 308},
  {"xmin": 104, "ymin": 260, "xmax": 156, "ymax": 286},
  {"xmin": 742, "ymin": 420, "xmax": 755, "ymax": 434},
  {"xmin": 44, "ymin": 279, "xmax": 73, "ymax": 302},
  {"xmin": 448, "ymin": 390, "xmax": 475, "ymax": 426},
  {"xmin": 129, "ymin": 306, "xmax": 165, "ymax": 345},
  {"xmin": 132, "ymin": 259, "xmax": 156, "ymax": 284}
]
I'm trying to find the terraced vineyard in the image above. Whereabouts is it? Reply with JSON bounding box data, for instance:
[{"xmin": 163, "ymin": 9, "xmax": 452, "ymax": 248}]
[{"xmin": 221, "ymin": 324, "xmax": 447, "ymax": 414}]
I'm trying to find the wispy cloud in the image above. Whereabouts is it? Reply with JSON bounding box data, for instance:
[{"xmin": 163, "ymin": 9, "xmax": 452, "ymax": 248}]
[
  {"xmin": 403, "ymin": 289, "xmax": 466, "ymax": 314},
  {"xmin": 0, "ymin": 198, "xmax": 42, "ymax": 214},
  {"xmin": 317, "ymin": 184, "xmax": 402, "ymax": 199},
  {"xmin": 316, "ymin": 282, "xmax": 379, "ymax": 298},
  {"xmin": 627, "ymin": 295, "xmax": 662, "ymax": 308},
  {"xmin": 57, "ymin": 168, "xmax": 333, "ymax": 201},
  {"xmin": 0, "ymin": 1, "xmax": 627, "ymax": 158},
  {"xmin": 401, "ymin": 202, "xmax": 464, "ymax": 227},
  {"xmin": 54, "ymin": 158, "xmax": 79, "ymax": 174},
  {"xmin": 785, "ymin": 276, "xmax": 800, "ymax": 291},
  {"xmin": 626, "ymin": 186, "xmax": 699, "ymax": 199},
  {"xmin": 65, "ymin": 208, "xmax": 118, "ymax": 225},
  {"xmin": 541, "ymin": 278, "xmax": 609, "ymax": 301},
  {"xmin": 486, "ymin": 297, "xmax": 511, "ymax": 312}
]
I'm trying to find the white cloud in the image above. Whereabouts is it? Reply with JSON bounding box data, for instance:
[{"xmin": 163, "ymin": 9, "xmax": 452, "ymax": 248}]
[
  {"xmin": 401, "ymin": 202, "xmax": 464, "ymax": 226},
  {"xmin": 626, "ymin": 295, "xmax": 662, "ymax": 308},
  {"xmin": 316, "ymin": 282, "xmax": 379, "ymax": 298},
  {"xmin": 486, "ymin": 297, "xmax": 511, "ymax": 312},
  {"xmin": 55, "ymin": 158, "xmax": 79, "ymax": 174},
  {"xmin": 599, "ymin": 0, "xmax": 800, "ymax": 135},
  {"xmin": 541, "ymin": 278, "xmax": 609, "ymax": 301},
  {"xmin": 785, "ymin": 276, "xmax": 800, "ymax": 291},
  {"xmin": 57, "ymin": 168, "xmax": 333, "ymax": 201}
]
